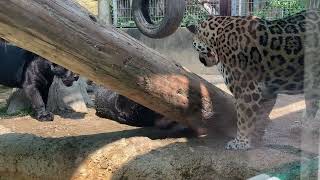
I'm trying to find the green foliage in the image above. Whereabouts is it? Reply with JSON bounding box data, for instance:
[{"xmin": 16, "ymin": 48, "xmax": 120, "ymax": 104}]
[
  {"xmin": 113, "ymin": 0, "xmax": 306, "ymax": 28},
  {"xmin": 0, "ymin": 105, "xmax": 6, "ymax": 116},
  {"xmin": 117, "ymin": 19, "xmax": 136, "ymax": 28},
  {"xmin": 0, "ymin": 104, "xmax": 32, "ymax": 119},
  {"xmin": 114, "ymin": 0, "xmax": 209, "ymax": 28},
  {"xmin": 183, "ymin": 14, "xmax": 200, "ymax": 27},
  {"xmin": 181, "ymin": 1, "xmax": 209, "ymax": 27},
  {"xmin": 254, "ymin": 0, "xmax": 305, "ymax": 19}
]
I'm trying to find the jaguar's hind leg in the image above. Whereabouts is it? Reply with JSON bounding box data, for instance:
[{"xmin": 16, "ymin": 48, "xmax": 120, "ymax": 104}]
[
  {"xmin": 303, "ymin": 92, "xmax": 320, "ymax": 131},
  {"xmin": 251, "ymin": 96, "xmax": 277, "ymax": 146},
  {"xmin": 305, "ymin": 94, "xmax": 319, "ymax": 119}
]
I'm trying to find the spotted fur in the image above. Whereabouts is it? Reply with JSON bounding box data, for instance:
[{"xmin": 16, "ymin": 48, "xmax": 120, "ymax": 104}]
[{"xmin": 189, "ymin": 9, "xmax": 320, "ymax": 150}]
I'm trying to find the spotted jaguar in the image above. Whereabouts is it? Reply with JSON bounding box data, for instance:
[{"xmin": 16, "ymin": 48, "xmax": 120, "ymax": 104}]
[{"xmin": 188, "ymin": 9, "xmax": 320, "ymax": 150}]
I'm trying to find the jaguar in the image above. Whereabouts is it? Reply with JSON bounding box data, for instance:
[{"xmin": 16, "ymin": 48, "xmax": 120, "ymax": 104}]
[
  {"xmin": 188, "ymin": 9, "xmax": 320, "ymax": 150},
  {"xmin": 0, "ymin": 39, "xmax": 79, "ymax": 121}
]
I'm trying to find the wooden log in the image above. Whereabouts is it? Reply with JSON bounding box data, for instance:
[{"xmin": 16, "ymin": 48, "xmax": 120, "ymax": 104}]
[{"xmin": 0, "ymin": 0, "xmax": 236, "ymax": 134}]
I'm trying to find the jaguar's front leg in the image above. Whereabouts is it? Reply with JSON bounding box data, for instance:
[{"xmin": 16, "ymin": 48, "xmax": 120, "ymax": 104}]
[
  {"xmin": 23, "ymin": 85, "xmax": 54, "ymax": 122},
  {"xmin": 226, "ymin": 91, "xmax": 276, "ymax": 150},
  {"xmin": 226, "ymin": 98, "xmax": 257, "ymax": 150}
]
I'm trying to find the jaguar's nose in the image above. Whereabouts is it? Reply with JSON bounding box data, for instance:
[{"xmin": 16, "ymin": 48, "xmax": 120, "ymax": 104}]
[
  {"xmin": 74, "ymin": 75, "xmax": 79, "ymax": 81},
  {"xmin": 199, "ymin": 56, "xmax": 207, "ymax": 66}
]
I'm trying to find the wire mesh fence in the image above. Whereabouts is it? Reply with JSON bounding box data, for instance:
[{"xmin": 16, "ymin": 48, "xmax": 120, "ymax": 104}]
[
  {"xmin": 183, "ymin": 0, "xmax": 220, "ymax": 26},
  {"xmin": 112, "ymin": 0, "xmax": 310, "ymax": 27},
  {"xmin": 112, "ymin": 0, "xmax": 134, "ymax": 27},
  {"xmin": 112, "ymin": 0, "xmax": 220, "ymax": 28},
  {"xmin": 232, "ymin": 0, "xmax": 306, "ymax": 20}
]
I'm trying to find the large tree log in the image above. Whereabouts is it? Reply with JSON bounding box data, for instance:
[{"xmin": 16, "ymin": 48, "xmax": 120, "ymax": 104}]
[{"xmin": 0, "ymin": 0, "xmax": 236, "ymax": 133}]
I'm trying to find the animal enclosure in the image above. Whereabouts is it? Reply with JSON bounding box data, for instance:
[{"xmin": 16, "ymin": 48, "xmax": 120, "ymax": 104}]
[
  {"xmin": 0, "ymin": 0, "xmax": 319, "ymax": 179},
  {"xmin": 112, "ymin": 0, "xmax": 220, "ymax": 27}
]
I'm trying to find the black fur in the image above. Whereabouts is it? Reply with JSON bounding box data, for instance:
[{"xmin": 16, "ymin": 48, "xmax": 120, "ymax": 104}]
[
  {"xmin": 95, "ymin": 86, "xmax": 182, "ymax": 129},
  {"xmin": 0, "ymin": 40, "xmax": 78, "ymax": 121},
  {"xmin": 95, "ymin": 86, "xmax": 162, "ymax": 127},
  {"xmin": 187, "ymin": 25, "xmax": 198, "ymax": 34}
]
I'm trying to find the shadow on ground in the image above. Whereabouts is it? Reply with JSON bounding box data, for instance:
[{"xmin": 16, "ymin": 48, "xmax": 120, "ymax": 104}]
[{"xmin": 0, "ymin": 102, "xmax": 318, "ymax": 180}]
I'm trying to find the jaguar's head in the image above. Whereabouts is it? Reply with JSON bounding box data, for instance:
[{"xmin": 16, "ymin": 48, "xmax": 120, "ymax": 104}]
[
  {"xmin": 50, "ymin": 63, "xmax": 79, "ymax": 87},
  {"xmin": 187, "ymin": 22, "xmax": 219, "ymax": 67}
]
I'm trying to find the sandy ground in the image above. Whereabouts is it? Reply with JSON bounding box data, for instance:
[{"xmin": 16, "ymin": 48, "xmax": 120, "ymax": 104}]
[
  {"xmin": 0, "ymin": 73, "xmax": 307, "ymax": 140},
  {"xmin": 0, "ymin": 73, "xmax": 315, "ymax": 180}
]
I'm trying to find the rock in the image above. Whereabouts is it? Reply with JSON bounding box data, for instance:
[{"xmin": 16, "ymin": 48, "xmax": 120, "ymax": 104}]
[
  {"xmin": 5, "ymin": 77, "xmax": 93, "ymax": 115},
  {"xmin": 77, "ymin": 77, "xmax": 95, "ymax": 108},
  {"xmin": 0, "ymin": 111, "xmax": 311, "ymax": 180},
  {"xmin": 6, "ymin": 88, "xmax": 31, "ymax": 114},
  {"xmin": 47, "ymin": 77, "xmax": 88, "ymax": 113}
]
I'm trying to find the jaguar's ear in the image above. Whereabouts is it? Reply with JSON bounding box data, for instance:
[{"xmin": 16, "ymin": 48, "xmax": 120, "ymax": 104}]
[
  {"xmin": 50, "ymin": 63, "xmax": 58, "ymax": 71},
  {"xmin": 186, "ymin": 25, "xmax": 198, "ymax": 34},
  {"xmin": 50, "ymin": 63, "xmax": 63, "ymax": 75}
]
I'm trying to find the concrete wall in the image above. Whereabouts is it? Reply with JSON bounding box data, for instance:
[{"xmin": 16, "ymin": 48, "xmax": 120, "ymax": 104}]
[
  {"xmin": 76, "ymin": 0, "xmax": 215, "ymax": 74},
  {"xmin": 123, "ymin": 28, "xmax": 216, "ymax": 74},
  {"xmin": 76, "ymin": 0, "xmax": 98, "ymax": 15}
]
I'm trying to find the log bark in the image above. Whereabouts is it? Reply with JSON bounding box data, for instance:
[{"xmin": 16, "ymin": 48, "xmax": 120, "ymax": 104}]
[{"xmin": 0, "ymin": 0, "xmax": 236, "ymax": 133}]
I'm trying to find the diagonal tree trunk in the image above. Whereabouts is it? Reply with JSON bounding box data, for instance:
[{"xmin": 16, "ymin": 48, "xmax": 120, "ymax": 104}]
[{"xmin": 0, "ymin": 0, "xmax": 236, "ymax": 134}]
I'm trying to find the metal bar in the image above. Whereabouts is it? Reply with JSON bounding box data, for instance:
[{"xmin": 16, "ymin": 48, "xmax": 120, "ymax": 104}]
[
  {"xmin": 98, "ymin": 0, "xmax": 112, "ymax": 25},
  {"xmin": 112, "ymin": 0, "xmax": 118, "ymax": 26}
]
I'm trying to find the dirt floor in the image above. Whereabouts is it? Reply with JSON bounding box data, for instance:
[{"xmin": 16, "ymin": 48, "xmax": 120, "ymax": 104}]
[
  {"xmin": 0, "ymin": 74, "xmax": 307, "ymax": 138},
  {"xmin": 0, "ymin": 74, "xmax": 317, "ymax": 180}
]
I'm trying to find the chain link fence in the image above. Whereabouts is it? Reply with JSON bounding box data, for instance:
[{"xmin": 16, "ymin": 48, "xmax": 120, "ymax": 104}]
[
  {"xmin": 112, "ymin": 0, "xmax": 311, "ymax": 27},
  {"xmin": 112, "ymin": 0, "xmax": 220, "ymax": 28},
  {"xmin": 231, "ymin": 0, "xmax": 306, "ymax": 19}
]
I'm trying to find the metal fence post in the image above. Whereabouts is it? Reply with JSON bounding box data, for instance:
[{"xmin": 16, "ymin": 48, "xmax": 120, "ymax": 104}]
[
  {"xmin": 112, "ymin": 0, "xmax": 118, "ymax": 27},
  {"xmin": 220, "ymin": 0, "xmax": 231, "ymax": 16},
  {"xmin": 306, "ymin": 0, "xmax": 320, "ymax": 8},
  {"xmin": 231, "ymin": 0, "xmax": 238, "ymax": 16},
  {"xmin": 98, "ymin": 0, "xmax": 112, "ymax": 25}
]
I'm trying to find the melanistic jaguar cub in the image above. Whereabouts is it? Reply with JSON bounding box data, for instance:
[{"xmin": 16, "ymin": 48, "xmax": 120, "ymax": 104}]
[
  {"xmin": 188, "ymin": 9, "xmax": 320, "ymax": 150},
  {"xmin": 0, "ymin": 40, "xmax": 79, "ymax": 121}
]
